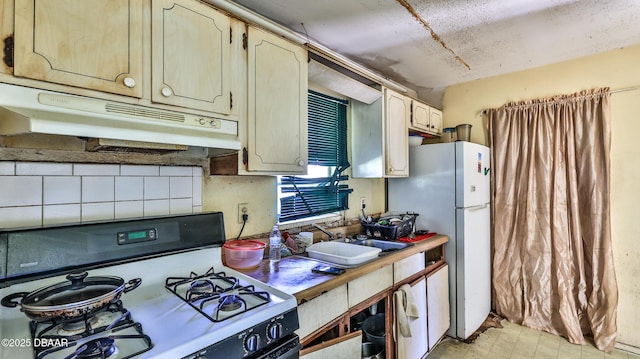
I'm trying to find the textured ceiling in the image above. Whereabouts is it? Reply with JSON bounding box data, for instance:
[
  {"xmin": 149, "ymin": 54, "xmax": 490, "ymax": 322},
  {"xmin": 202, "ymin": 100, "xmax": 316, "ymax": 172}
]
[{"xmin": 229, "ymin": 0, "xmax": 640, "ymax": 107}]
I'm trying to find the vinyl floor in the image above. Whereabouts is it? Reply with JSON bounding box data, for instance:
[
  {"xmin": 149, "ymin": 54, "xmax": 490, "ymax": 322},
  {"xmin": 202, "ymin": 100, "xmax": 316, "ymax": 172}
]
[{"xmin": 428, "ymin": 320, "xmax": 639, "ymax": 359}]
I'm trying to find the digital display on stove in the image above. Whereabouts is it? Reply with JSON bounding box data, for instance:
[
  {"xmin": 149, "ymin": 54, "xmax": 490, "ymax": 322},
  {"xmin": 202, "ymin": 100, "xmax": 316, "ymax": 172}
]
[
  {"xmin": 117, "ymin": 228, "xmax": 157, "ymax": 245},
  {"xmin": 128, "ymin": 231, "xmax": 147, "ymax": 239}
]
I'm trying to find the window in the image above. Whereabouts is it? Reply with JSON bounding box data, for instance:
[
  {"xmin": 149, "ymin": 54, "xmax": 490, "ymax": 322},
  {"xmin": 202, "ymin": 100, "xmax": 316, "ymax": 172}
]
[{"xmin": 277, "ymin": 90, "xmax": 353, "ymax": 222}]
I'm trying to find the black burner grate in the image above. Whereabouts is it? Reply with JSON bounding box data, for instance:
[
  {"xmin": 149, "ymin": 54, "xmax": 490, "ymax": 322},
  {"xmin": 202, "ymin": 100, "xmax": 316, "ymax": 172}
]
[
  {"xmin": 165, "ymin": 267, "xmax": 271, "ymax": 322},
  {"xmin": 30, "ymin": 301, "xmax": 153, "ymax": 359}
]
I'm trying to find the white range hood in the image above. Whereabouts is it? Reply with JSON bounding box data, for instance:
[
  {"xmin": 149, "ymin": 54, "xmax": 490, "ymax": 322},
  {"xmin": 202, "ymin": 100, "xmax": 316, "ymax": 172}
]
[{"xmin": 0, "ymin": 83, "xmax": 240, "ymax": 150}]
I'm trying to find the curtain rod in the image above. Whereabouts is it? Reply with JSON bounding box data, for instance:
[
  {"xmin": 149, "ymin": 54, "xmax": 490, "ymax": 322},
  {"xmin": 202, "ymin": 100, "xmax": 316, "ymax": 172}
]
[
  {"xmin": 610, "ymin": 85, "xmax": 640, "ymax": 94},
  {"xmin": 481, "ymin": 85, "xmax": 640, "ymax": 114}
]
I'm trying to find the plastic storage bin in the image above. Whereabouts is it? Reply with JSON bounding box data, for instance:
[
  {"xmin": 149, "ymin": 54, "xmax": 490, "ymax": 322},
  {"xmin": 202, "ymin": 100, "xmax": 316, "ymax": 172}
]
[{"xmin": 442, "ymin": 127, "xmax": 456, "ymax": 142}]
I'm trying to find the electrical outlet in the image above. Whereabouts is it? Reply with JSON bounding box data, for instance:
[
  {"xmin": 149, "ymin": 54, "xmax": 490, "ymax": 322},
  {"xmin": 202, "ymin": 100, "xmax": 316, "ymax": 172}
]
[
  {"xmin": 237, "ymin": 203, "xmax": 248, "ymax": 223},
  {"xmin": 360, "ymin": 196, "xmax": 366, "ymax": 209}
]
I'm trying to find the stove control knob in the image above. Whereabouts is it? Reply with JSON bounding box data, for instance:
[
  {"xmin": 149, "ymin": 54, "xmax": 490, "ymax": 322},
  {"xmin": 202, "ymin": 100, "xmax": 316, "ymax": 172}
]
[
  {"xmin": 244, "ymin": 333, "xmax": 261, "ymax": 352},
  {"xmin": 268, "ymin": 322, "xmax": 284, "ymax": 340}
]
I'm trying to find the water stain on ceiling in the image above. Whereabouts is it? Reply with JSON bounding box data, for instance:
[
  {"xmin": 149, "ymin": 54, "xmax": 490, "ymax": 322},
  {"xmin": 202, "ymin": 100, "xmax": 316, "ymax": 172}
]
[{"xmin": 227, "ymin": 0, "xmax": 640, "ymax": 107}]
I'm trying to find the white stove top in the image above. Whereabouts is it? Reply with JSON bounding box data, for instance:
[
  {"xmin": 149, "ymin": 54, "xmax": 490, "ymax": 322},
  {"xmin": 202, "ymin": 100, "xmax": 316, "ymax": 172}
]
[{"xmin": 0, "ymin": 248, "xmax": 297, "ymax": 359}]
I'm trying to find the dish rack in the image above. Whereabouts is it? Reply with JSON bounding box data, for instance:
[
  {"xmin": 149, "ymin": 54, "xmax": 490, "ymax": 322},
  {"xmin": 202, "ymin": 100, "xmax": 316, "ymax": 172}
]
[{"xmin": 362, "ymin": 213, "xmax": 418, "ymax": 240}]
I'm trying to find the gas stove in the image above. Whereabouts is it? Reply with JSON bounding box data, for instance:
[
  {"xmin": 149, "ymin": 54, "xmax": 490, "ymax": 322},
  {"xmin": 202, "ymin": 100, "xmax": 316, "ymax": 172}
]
[
  {"xmin": 0, "ymin": 213, "xmax": 300, "ymax": 359},
  {"xmin": 29, "ymin": 300, "xmax": 153, "ymax": 359}
]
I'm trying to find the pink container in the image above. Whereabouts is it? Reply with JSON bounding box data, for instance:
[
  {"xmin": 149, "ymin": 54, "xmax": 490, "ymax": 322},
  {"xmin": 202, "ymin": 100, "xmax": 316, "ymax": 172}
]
[{"xmin": 223, "ymin": 240, "xmax": 266, "ymax": 269}]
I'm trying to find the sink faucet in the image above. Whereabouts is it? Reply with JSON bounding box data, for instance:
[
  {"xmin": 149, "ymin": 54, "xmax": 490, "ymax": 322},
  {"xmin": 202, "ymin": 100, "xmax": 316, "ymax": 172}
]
[{"xmin": 311, "ymin": 223, "xmax": 335, "ymax": 241}]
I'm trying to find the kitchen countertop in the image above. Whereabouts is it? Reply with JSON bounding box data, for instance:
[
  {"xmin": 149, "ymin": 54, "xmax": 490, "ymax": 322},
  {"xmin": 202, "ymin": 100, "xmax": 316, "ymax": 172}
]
[{"xmin": 238, "ymin": 234, "xmax": 448, "ymax": 304}]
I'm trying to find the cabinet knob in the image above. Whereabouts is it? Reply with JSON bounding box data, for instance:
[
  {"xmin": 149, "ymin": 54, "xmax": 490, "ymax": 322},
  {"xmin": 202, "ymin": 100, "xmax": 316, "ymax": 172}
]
[
  {"xmin": 161, "ymin": 87, "xmax": 173, "ymax": 97},
  {"xmin": 123, "ymin": 77, "xmax": 136, "ymax": 88},
  {"xmin": 298, "ymin": 160, "xmax": 305, "ymax": 167}
]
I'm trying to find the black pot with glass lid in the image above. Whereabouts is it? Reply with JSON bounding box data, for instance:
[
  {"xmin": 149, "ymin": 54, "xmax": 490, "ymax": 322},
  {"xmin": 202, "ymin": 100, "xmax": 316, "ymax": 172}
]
[{"xmin": 1, "ymin": 271, "xmax": 141, "ymax": 321}]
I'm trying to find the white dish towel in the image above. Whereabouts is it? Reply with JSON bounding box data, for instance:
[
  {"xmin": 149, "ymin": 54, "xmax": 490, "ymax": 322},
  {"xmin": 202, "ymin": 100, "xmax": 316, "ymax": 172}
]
[{"xmin": 394, "ymin": 283, "xmax": 420, "ymax": 337}]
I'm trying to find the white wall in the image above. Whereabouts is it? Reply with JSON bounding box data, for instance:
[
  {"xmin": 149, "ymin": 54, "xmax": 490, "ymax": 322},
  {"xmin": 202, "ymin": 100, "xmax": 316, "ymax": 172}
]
[{"xmin": 442, "ymin": 45, "xmax": 640, "ymax": 351}]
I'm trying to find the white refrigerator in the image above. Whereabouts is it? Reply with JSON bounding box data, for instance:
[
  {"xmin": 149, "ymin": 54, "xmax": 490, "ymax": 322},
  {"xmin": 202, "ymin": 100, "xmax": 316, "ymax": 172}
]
[{"xmin": 388, "ymin": 141, "xmax": 491, "ymax": 340}]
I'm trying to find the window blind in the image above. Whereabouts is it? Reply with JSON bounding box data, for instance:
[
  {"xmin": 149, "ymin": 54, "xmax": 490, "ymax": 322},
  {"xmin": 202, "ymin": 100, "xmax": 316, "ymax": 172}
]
[{"xmin": 279, "ymin": 91, "xmax": 353, "ymax": 222}]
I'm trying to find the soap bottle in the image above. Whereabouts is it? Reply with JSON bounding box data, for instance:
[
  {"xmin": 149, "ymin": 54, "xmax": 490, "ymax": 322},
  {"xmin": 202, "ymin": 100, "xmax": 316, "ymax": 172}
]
[{"xmin": 269, "ymin": 225, "xmax": 282, "ymax": 262}]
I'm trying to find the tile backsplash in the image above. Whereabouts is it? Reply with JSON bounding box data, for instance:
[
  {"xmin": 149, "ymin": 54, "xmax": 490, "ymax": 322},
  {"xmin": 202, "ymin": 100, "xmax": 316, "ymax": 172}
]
[{"xmin": 0, "ymin": 161, "xmax": 203, "ymax": 229}]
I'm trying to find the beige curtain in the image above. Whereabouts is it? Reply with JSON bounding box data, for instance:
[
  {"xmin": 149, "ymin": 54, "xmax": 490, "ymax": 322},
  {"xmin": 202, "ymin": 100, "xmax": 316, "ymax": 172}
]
[{"xmin": 487, "ymin": 88, "xmax": 618, "ymax": 352}]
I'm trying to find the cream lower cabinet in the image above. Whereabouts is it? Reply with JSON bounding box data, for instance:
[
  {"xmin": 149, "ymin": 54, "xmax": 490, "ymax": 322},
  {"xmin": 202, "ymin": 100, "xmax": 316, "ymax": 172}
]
[
  {"xmin": 245, "ymin": 25, "xmax": 308, "ymax": 174},
  {"xmin": 348, "ymin": 265, "xmax": 393, "ymax": 307},
  {"xmin": 300, "ymin": 331, "xmax": 362, "ymax": 359},
  {"xmin": 427, "ymin": 264, "xmax": 450, "ymax": 352},
  {"xmin": 297, "ymin": 284, "xmax": 348, "ymax": 340},
  {"xmin": 394, "ymin": 253, "xmax": 451, "ymax": 358},
  {"xmin": 13, "ymin": 0, "xmax": 143, "ymax": 98},
  {"xmin": 298, "ymin": 267, "xmax": 392, "ymax": 357},
  {"xmin": 395, "ymin": 276, "xmax": 428, "ymax": 359},
  {"xmin": 394, "ymin": 252, "xmax": 426, "ymax": 284},
  {"xmin": 298, "ymin": 245, "xmax": 448, "ymax": 358}
]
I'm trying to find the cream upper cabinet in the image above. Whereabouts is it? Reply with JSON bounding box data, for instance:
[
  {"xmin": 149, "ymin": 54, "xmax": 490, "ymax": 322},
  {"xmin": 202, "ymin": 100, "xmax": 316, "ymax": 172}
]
[
  {"xmin": 410, "ymin": 100, "xmax": 431, "ymax": 132},
  {"xmin": 351, "ymin": 86, "xmax": 409, "ymax": 178},
  {"xmin": 246, "ymin": 26, "xmax": 308, "ymax": 173},
  {"xmin": 151, "ymin": 0, "xmax": 232, "ymax": 114},
  {"xmin": 384, "ymin": 88, "xmax": 410, "ymax": 177},
  {"xmin": 0, "ymin": 0, "xmax": 13, "ymax": 75},
  {"xmin": 430, "ymin": 106, "xmax": 443, "ymax": 134},
  {"xmin": 13, "ymin": 0, "xmax": 143, "ymax": 97},
  {"xmin": 410, "ymin": 99, "xmax": 443, "ymax": 135}
]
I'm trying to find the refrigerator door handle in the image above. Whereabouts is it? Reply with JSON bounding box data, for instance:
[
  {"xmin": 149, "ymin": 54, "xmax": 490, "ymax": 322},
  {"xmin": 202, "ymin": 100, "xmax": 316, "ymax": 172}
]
[{"xmin": 464, "ymin": 204, "xmax": 488, "ymax": 211}]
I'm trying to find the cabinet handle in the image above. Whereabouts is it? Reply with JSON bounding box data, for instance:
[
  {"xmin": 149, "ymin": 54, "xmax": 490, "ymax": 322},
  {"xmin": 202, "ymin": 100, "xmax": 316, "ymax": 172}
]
[
  {"xmin": 123, "ymin": 77, "xmax": 136, "ymax": 88},
  {"xmin": 161, "ymin": 87, "xmax": 173, "ymax": 97},
  {"xmin": 298, "ymin": 160, "xmax": 305, "ymax": 167}
]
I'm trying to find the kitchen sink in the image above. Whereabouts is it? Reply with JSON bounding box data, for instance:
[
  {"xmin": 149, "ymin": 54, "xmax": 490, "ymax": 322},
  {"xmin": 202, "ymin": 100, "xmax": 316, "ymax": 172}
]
[{"xmin": 351, "ymin": 239, "xmax": 412, "ymax": 253}]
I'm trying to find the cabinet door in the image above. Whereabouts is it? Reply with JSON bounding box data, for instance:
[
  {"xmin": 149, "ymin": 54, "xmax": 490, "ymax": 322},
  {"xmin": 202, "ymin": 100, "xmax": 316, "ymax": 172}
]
[
  {"xmin": 395, "ymin": 276, "xmax": 428, "ymax": 359},
  {"xmin": 393, "ymin": 251, "xmax": 425, "ymax": 284},
  {"xmin": 247, "ymin": 26, "xmax": 308, "ymax": 173},
  {"xmin": 151, "ymin": 0, "xmax": 232, "ymax": 115},
  {"xmin": 384, "ymin": 88, "xmax": 409, "ymax": 177},
  {"xmin": 427, "ymin": 264, "xmax": 450, "ymax": 351},
  {"xmin": 411, "ymin": 100, "xmax": 431, "ymax": 132},
  {"xmin": 14, "ymin": 0, "xmax": 143, "ymax": 97},
  {"xmin": 348, "ymin": 265, "xmax": 393, "ymax": 307},
  {"xmin": 298, "ymin": 284, "xmax": 348, "ymax": 340},
  {"xmin": 0, "ymin": 0, "xmax": 12, "ymax": 74},
  {"xmin": 301, "ymin": 331, "xmax": 361, "ymax": 359},
  {"xmin": 430, "ymin": 107, "xmax": 443, "ymax": 135}
]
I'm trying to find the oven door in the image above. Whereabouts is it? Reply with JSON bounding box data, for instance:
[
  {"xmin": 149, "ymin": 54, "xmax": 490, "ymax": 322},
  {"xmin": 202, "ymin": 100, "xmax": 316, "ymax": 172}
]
[{"xmin": 251, "ymin": 334, "xmax": 300, "ymax": 359}]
